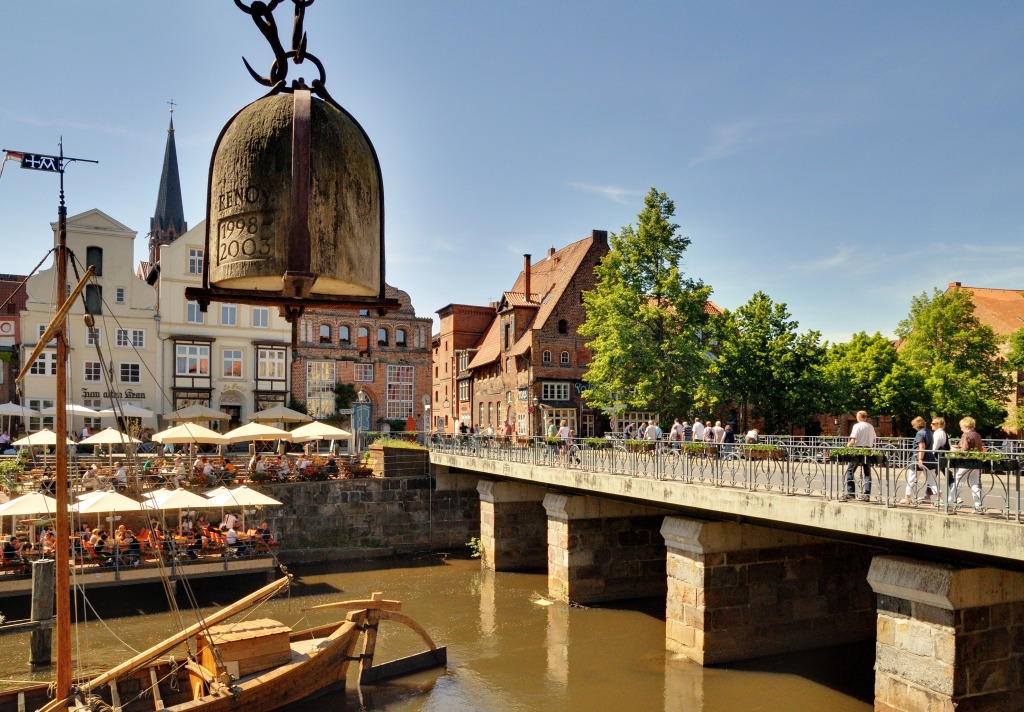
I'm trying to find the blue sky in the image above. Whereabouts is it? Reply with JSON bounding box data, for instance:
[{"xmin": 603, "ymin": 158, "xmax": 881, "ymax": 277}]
[{"xmin": 2, "ymin": 2, "xmax": 1022, "ymax": 342}]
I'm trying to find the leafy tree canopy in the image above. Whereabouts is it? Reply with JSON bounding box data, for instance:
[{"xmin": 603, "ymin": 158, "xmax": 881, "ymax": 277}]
[
  {"xmin": 705, "ymin": 291, "xmax": 824, "ymax": 434},
  {"xmin": 895, "ymin": 288, "xmax": 1010, "ymax": 433},
  {"xmin": 580, "ymin": 188, "xmax": 711, "ymax": 420}
]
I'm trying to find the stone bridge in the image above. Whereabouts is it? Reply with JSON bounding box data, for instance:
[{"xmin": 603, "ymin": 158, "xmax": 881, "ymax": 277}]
[{"xmin": 429, "ymin": 439, "xmax": 1024, "ymax": 712}]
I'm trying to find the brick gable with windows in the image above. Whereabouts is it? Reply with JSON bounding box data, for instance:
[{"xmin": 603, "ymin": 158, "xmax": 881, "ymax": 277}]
[
  {"xmin": 291, "ymin": 284, "xmax": 432, "ymax": 430},
  {"xmin": 432, "ymin": 230, "xmax": 609, "ymax": 437}
]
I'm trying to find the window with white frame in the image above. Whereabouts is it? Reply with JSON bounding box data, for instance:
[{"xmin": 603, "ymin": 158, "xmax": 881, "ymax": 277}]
[
  {"xmin": 188, "ymin": 249, "xmax": 204, "ymax": 275},
  {"xmin": 175, "ymin": 344, "xmax": 209, "ymax": 376},
  {"xmin": 28, "ymin": 398, "xmax": 54, "ymax": 432},
  {"xmin": 386, "ymin": 364, "xmax": 414, "ymax": 418},
  {"xmin": 458, "ymin": 381, "xmax": 469, "ymax": 402},
  {"xmin": 354, "ymin": 363, "xmax": 373, "ymax": 382},
  {"xmin": 84, "ymin": 361, "xmax": 103, "ymax": 383},
  {"xmin": 116, "ymin": 329, "xmax": 145, "ymax": 348},
  {"xmin": 37, "ymin": 324, "xmax": 55, "ymax": 346},
  {"xmin": 478, "ymin": 402, "xmax": 483, "ymax": 425},
  {"xmin": 119, "ymin": 363, "xmax": 141, "ymax": 383},
  {"xmin": 488, "ymin": 402, "xmax": 493, "ymax": 426},
  {"xmin": 542, "ymin": 350, "xmax": 551, "ymax": 364},
  {"xmin": 548, "ymin": 408, "xmax": 576, "ymax": 434},
  {"xmin": 222, "ymin": 349, "xmax": 243, "ymax": 378},
  {"xmin": 560, "ymin": 351, "xmax": 570, "ymax": 366},
  {"xmin": 29, "ymin": 352, "xmax": 56, "ymax": 375},
  {"xmin": 115, "ymin": 287, "xmax": 125, "ymax": 304},
  {"xmin": 542, "ymin": 381, "xmax": 570, "ymax": 401},
  {"xmin": 221, "ymin": 303, "xmax": 237, "ymax": 327},
  {"xmin": 86, "ymin": 326, "xmax": 101, "ymax": 346},
  {"xmin": 517, "ymin": 412, "xmax": 526, "ymax": 435},
  {"xmin": 186, "ymin": 300, "xmax": 204, "ymax": 324},
  {"xmin": 257, "ymin": 348, "xmax": 285, "ymax": 379},
  {"xmin": 252, "ymin": 307, "xmax": 269, "ymax": 328},
  {"xmin": 306, "ymin": 361, "xmax": 336, "ymax": 418}
]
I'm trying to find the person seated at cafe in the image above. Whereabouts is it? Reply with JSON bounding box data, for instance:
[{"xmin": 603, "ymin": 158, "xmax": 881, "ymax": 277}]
[
  {"xmin": 223, "ymin": 510, "xmax": 239, "ymax": 532},
  {"xmin": 41, "ymin": 529, "xmax": 58, "ymax": 555},
  {"xmin": 120, "ymin": 529, "xmax": 141, "ymax": 566},
  {"xmin": 324, "ymin": 457, "xmax": 339, "ymax": 475},
  {"xmin": 1, "ymin": 535, "xmax": 18, "ymax": 563},
  {"xmin": 201, "ymin": 457, "xmax": 216, "ymax": 486},
  {"xmin": 113, "ymin": 462, "xmax": 128, "ymax": 491},
  {"xmin": 185, "ymin": 527, "xmax": 204, "ymax": 559},
  {"xmin": 192, "ymin": 454, "xmax": 204, "ymax": 474},
  {"xmin": 179, "ymin": 516, "xmax": 193, "ymax": 536},
  {"xmin": 113, "ymin": 524, "xmax": 127, "ymax": 545},
  {"xmin": 220, "ymin": 458, "xmax": 236, "ymax": 482},
  {"xmin": 295, "ymin": 455, "xmax": 310, "ymax": 473},
  {"xmin": 275, "ymin": 457, "xmax": 291, "ymax": 481},
  {"xmin": 256, "ymin": 521, "xmax": 273, "ymax": 545},
  {"xmin": 39, "ymin": 466, "xmax": 56, "ymax": 494},
  {"xmin": 195, "ymin": 514, "xmax": 209, "ymax": 532},
  {"xmin": 248, "ymin": 453, "xmax": 264, "ymax": 476},
  {"xmin": 222, "ymin": 525, "xmax": 245, "ymax": 556}
]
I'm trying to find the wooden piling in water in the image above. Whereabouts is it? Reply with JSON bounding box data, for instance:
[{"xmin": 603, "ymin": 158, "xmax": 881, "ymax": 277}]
[{"xmin": 29, "ymin": 558, "xmax": 55, "ymax": 667}]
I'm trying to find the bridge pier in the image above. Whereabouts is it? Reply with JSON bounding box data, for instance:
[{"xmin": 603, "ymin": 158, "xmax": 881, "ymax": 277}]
[
  {"xmin": 477, "ymin": 480, "xmax": 548, "ymax": 571},
  {"xmin": 543, "ymin": 493, "xmax": 667, "ymax": 604},
  {"xmin": 868, "ymin": 555, "xmax": 1024, "ymax": 712},
  {"xmin": 661, "ymin": 516, "xmax": 876, "ymax": 665}
]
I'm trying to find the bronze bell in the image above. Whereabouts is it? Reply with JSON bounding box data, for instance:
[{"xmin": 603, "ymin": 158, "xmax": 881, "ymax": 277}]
[{"xmin": 205, "ymin": 89, "xmax": 384, "ymax": 300}]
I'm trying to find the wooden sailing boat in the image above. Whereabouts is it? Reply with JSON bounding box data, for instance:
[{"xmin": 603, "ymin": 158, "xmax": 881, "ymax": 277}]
[{"xmin": 1, "ymin": 182, "xmax": 444, "ymax": 712}]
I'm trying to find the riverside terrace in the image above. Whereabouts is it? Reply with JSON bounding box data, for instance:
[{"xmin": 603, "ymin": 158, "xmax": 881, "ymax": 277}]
[{"xmin": 429, "ymin": 434, "xmax": 1024, "ymax": 711}]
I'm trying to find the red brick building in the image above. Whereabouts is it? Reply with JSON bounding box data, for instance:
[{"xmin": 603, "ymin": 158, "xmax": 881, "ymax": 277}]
[
  {"xmin": 291, "ymin": 284, "xmax": 433, "ymax": 430},
  {"xmin": 432, "ymin": 230, "xmax": 609, "ymax": 436},
  {"xmin": 0, "ymin": 274, "xmax": 29, "ymax": 407}
]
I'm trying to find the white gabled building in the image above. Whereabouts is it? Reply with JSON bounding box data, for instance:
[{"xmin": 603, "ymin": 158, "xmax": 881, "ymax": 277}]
[
  {"xmin": 146, "ymin": 219, "xmax": 292, "ymax": 429},
  {"xmin": 21, "ymin": 209, "xmax": 161, "ymax": 435}
]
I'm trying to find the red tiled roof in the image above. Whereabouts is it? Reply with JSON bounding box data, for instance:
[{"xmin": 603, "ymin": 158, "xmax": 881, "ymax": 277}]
[
  {"xmin": 466, "ymin": 317, "xmax": 501, "ymax": 369},
  {"xmin": 945, "ymin": 284, "xmax": 1024, "ymax": 336},
  {"xmin": 502, "ymin": 291, "xmax": 540, "ymax": 307}
]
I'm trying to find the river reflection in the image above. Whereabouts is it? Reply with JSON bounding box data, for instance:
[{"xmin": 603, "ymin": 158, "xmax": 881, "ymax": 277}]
[{"xmin": 0, "ymin": 556, "xmax": 872, "ymax": 711}]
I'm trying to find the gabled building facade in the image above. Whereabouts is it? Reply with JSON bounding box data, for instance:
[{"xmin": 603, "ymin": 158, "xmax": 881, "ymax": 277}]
[
  {"xmin": 290, "ymin": 287, "xmax": 433, "ymax": 430},
  {"xmin": 148, "ymin": 220, "xmax": 293, "ymax": 428},
  {"xmin": 432, "ymin": 230, "xmax": 609, "ymax": 436},
  {"xmin": 0, "ymin": 274, "xmax": 28, "ymax": 408},
  {"xmin": 21, "ymin": 210, "xmax": 161, "ymax": 435}
]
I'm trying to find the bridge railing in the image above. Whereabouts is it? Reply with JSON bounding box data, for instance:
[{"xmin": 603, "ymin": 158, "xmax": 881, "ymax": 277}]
[{"xmin": 427, "ymin": 434, "xmax": 1022, "ymax": 523}]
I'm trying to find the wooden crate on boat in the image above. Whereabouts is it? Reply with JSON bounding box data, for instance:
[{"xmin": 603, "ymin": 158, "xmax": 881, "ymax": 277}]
[{"xmin": 197, "ymin": 618, "xmax": 292, "ymax": 677}]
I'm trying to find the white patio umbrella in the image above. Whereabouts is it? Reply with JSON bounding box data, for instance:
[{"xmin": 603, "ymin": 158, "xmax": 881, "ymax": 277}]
[
  {"xmin": 144, "ymin": 487, "xmax": 212, "ymax": 509},
  {"xmin": 40, "ymin": 403, "xmax": 99, "ymax": 417},
  {"xmin": 0, "ymin": 492, "xmax": 60, "ymax": 517},
  {"xmin": 79, "ymin": 427, "xmax": 143, "ymax": 446},
  {"xmin": 72, "ymin": 490, "xmax": 143, "ymax": 530},
  {"xmin": 11, "ymin": 428, "xmax": 75, "ymax": 447},
  {"xmin": 289, "ymin": 421, "xmax": 353, "ymax": 442},
  {"xmin": 205, "ymin": 486, "xmax": 282, "ymax": 531},
  {"xmin": 151, "ymin": 423, "xmax": 230, "ymax": 445},
  {"xmin": 97, "ymin": 404, "xmax": 156, "ymax": 419},
  {"xmin": 0, "ymin": 402, "xmax": 40, "ymax": 418},
  {"xmin": 164, "ymin": 404, "xmax": 231, "ymax": 423},
  {"xmin": 248, "ymin": 405, "xmax": 312, "ymax": 424},
  {"xmin": 223, "ymin": 422, "xmax": 293, "ymax": 443}
]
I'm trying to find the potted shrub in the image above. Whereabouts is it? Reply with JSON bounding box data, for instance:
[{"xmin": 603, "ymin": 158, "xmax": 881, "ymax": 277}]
[
  {"xmin": 827, "ymin": 447, "xmax": 884, "ymax": 465},
  {"xmin": 743, "ymin": 444, "xmax": 783, "ymax": 460},
  {"xmin": 941, "ymin": 451, "xmax": 1019, "ymax": 472}
]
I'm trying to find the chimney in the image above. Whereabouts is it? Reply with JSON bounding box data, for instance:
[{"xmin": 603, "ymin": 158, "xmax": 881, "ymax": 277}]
[
  {"xmin": 547, "ymin": 247, "xmax": 556, "ymax": 258},
  {"xmin": 592, "ymin": 229, "xmax": 608, "ymax": 244},
  {"xmin": 949, "ymin": 281, "xmax": 962, "ymax": 289},
  {"xmin": 523, "ymin": 254, "xmax": 531, "ymax": 301}
]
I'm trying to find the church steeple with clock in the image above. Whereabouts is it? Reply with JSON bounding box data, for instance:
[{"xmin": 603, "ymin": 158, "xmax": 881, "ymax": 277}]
[{"xmin": 148, "ymin": 106, "xmax": 187, "ymax": 265}]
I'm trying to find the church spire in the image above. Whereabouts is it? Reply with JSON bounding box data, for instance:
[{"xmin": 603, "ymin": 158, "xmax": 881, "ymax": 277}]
[{"xmin": 149, "ymin": 108, "xmax": 187, "ymax": 264}]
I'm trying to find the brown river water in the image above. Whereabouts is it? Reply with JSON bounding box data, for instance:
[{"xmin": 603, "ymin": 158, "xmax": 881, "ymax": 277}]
[{"xmin": 0, "ymin": 556, "xmax": 872, "ymax": 711}]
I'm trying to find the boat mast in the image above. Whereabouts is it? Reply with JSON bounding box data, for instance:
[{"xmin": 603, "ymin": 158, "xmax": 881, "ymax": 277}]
[{"xmin": 53, "ymin": 140, "xmax": 71, "ymax": 700}]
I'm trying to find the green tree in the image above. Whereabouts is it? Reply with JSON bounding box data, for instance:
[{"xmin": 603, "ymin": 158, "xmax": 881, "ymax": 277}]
[
  {"xmin": 820, "ymin": 332, "xmax": 927, "ymax": 434},
  {"xmin": 579, "ymin": 188, "xmax": 712, "ymax": 421},
  {"xmin": 1008, "ymin": 328, "xmax": 1024, "ymax": 432},
  {"xmin": 705, "ymin": 291, "xmax": 824, "ymax": 434},
  {"xmin": 895, "ymin": 288, "xmax": 1010, "ymax": 433}
]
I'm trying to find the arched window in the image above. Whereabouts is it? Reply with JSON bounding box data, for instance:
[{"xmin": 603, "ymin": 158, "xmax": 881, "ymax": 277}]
[
  {"xmin": 358, "ymin": 326, "xmax": 368, "ymax": 339},
  {"xmin": 339, "ymin": 325, "xmax": 350, "ymax": 343},
  {"xmin": 396, "ymin": 328, "xmax": 407, "ymax": 347},
  {"xmin": 542, "ymin": 350, "xmax": 551, "ymax": 364},
  {"xmin": 319, "ymin": 324, "xmax": 331, "ymax": 343},
  {"xmin": 377, "ymin": 328, "xmax": 388, "ymax": 346},
  {"xmin": 86, "ymin": 246, "xmax": 103, "ymax": 277},
  {"xmin": 505, "ymin": 357, "xmax": 510, "ymax": 373},
  {"xmin": 561, "ymin": 351, "xmax": 570, "ymax": 366},
  {"xmin": 558, "ymin": 319, "xmax": 568, "ymax": 335}
]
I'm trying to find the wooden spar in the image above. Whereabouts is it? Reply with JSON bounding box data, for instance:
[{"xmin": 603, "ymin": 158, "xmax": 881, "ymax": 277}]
[
  {"xmin": 304, "ymin": 596, "xmax": 401, "ymax": 612},
  {"xmin": 14, "ymin": 266, "xmax": 94, "ymax": 385},
  {"xmin": 357, "ymin": 593, "xmax": 384, "ymax": 683},
  {"xmin": 54, "ymin": 198, "xmax": 72, "ymax": 702},
  {"xmin": 35, "ymin": 575, "xmax": 291, "ymax": 712}
]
